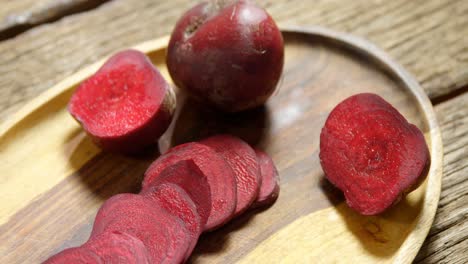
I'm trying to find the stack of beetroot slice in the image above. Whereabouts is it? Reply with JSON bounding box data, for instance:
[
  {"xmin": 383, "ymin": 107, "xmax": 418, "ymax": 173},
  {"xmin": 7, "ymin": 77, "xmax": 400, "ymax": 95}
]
[{"xmin": 44, "ymin": 134, "xmax": 279, "ymax": 263}]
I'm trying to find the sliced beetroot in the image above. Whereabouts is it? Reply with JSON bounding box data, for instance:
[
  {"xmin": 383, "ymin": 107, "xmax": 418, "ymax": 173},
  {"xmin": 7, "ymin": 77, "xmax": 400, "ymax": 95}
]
[
  {"xmin": 253, "ymin": 149, "xmax": 280, "ymax": 207},
  {"xmin": 42, "ymin": 247, "xmax": 101, "ymax": 264},
  {"xmin": 142, "ymin": 143, "xmax": 237, "ymax": 231},
  {"xmin": 200, "ymin": 135, "xmax": 261, "ymax": 216},
  {"xmin": 142, "ymin": 159, "xmax": 212, "ymax": 230},
  {"xmin": 141, "ymin": 182, "xmax": 201, "ymax": 259},
  {"xmin": 90, "ymin": 193, "xmax": 190, "ymax": 263},
  {"xmin": 68, "ymin": 49, "xmax": 176, "ymax": 154},
  {"xmin": 319, "ymin": 93, "xmax": 430, "ymax": 215},
  {"xmin": 84, "ymin": 231, "xmax": 151, "ymax": 263}
]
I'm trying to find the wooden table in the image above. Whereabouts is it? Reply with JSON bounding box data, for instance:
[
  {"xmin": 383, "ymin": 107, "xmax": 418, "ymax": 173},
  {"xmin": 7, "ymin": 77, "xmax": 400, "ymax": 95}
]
[{"xmin": 0, "ymin": 0, "xmax": 466, "ymax": 263}]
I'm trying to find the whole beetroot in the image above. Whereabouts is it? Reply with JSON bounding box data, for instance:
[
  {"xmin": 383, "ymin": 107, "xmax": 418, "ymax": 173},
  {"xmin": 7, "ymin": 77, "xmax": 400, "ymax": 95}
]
[{"xmin": 167, "ymin": 0, "xmax": 284, "ymax": 112}]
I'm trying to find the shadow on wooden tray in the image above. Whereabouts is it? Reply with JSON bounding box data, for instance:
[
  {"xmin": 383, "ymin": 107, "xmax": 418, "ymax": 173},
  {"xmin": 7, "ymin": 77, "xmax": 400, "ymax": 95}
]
[
  {"xmin": 65, "ymin": 130, "xmax": 158, "ymax": 199},
  {"xmin": 319, "ymin": 175, "xmax": 425, "ymax": 258},
  {"xmin": 171, "ymin": 98, "xmax": 271, "ymax": 148}
]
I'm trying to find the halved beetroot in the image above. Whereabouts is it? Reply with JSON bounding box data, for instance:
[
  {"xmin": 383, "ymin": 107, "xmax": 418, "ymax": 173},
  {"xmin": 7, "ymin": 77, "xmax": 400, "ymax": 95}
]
[
  {"xmin": 253, "ymin": 149, "xmax": 280, "ymax": 207},
  {"xmin": 90, "ymin": 194, "xmax": 190, "ymax": 263},
  {"xmin": 200, "ymin": 135, "xmax": 261, "ymax": 216},
  {"xmin": 68, "ymin": 49, "xmax": 176, "ymax": 153},
  {"xmin": 43, "ymin": 247, "xmax": 101, "ymax": 264},
  {"xmin": 142, "ymin": 143, "xmax": 237, "ymax": 231},
  {"xmin": 319, "ymin": 93, "xmax": 430, "ymax": 215},
  {"xmin": 84, "ymin": 231, "xmax": 150, "ymax": 263},
  {"xmin": 142, "ymin": 159, "xmax": 212, "ymax": 230},
  {"xmin": 142, "ymin": 182, "xmax": 201, "ymax": 259}
]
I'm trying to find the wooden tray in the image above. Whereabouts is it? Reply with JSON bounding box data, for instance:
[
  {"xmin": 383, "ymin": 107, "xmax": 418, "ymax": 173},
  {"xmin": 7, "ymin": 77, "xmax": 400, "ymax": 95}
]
[{"xmin": 0, "ymin": 27, "xmax": 442, "ymax": 263}]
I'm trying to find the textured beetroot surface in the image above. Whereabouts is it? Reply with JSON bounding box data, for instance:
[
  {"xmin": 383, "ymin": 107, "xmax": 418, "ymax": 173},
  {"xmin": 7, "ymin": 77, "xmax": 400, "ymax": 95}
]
[
  {"xmin": 142, "ymin": 159, "xmax": 212, "ymax": 229},
  {"xmin": 43, "ymin": 247, "xmax": 101, "ymax": 264},
  {"xmin": 166, "ymin": 0, "xmax": 284, "ymax": 112},
  {"xmin": 85, "ymin": 231, "xmax": 150, "ymax": 263},
  {"xmin": 90, "ymin": 194, "xmax": 190, "ymax": 263},
  {"xmin": 68, "ymin": 49, "xmax": 175, "ymax": 153},
  {"xmin": 142, "ymin": 182, "xmax": 202, "ymax": 259},
  {"xmin": 319, "ymin": 93, "xmax": 430, "ymax": 215},
  {"xmin": 142, "ymin": 143, "xmax": 236, "ymax": 230},
  {"xmin": 253, "ymin": 149, "xmax": 280, "ymax": 207},
  {"xmin": 200, "ymin": 135, "xmax": 261, "ymax": 216}
]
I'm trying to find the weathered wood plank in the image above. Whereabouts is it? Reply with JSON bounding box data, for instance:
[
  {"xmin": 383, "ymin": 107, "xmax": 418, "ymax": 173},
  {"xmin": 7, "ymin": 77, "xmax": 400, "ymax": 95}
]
[
  {"xmin": 0, "ymin": 0, "xmax": 466, "ymax": 262},
  {"xmin": 0, "ymin": 0, "xmax": 467, "ymax": 123},
  {"xmin": 0, "ymin": 0, "xmax": 109, "ymax": 40},
  {"xmin": 416, "ymin": 92, "xmax": 468, "ymax": 264}
]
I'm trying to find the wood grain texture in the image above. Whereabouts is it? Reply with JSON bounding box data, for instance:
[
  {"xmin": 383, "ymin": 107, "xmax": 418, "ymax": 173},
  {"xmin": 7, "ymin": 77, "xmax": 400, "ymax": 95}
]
[
  {"xmin": 0, "ymin": 0, "xmax": 466, "ymax": 262},
  {"xmin": 0, "ymin": 29, "xmax": 442, "ymax": 263},
  {"xmin": 415, "ymin": 92, "xmax": 468, "ymax": 264},
  {"xmin": 0, "ymin": 0, "xmax": 467, "ymax": 122},
  {"xmin": 0, "ymin": 0, "xmax": 109, "ymax": 40}
]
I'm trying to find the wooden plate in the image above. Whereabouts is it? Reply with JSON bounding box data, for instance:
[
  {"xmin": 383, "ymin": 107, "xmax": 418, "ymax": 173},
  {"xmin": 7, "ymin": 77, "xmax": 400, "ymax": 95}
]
[{"xmin": 0, "ymin": 27, "xmax": 442, "ymax": 263}]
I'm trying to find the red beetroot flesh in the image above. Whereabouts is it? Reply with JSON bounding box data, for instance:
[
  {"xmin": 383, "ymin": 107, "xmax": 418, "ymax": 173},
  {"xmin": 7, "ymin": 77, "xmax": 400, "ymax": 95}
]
[
  {"xmin": 319, "ymin": 93, "xmax": 430, "ymax": 215},
  {"xmin": 142, "ymin": 143, "xmax": 236, "ymax": 231},
  {"xmin": 42, "ymin": 247, "xmax": 101, "ymax": 264},
  {"xmin": 90, "ymin": 194, "xmax": 190, "ymax": 263},
  {"xmin": 167, "ymin": 0, "xmax": 284, "ymax": 112},
  {"xmin": 142, "ymin": 159, "xmax": 212, "ymax": 229},
  {"xmin": 142, "ymin": 182, "xmax": 202, "ymax": 259},
  {"xmin": 253, "ymin": 149, "xmax": 280, "ymax": 207},
  {"xmin": 68, "ymin": 49, "xmax": 175, "ymax": 153},
  {"xmin": 200, "ymin": 135, "xmax": 261, "ymax": 216},
  {"xmin": 84, "ymin": 231, "xmax": 151, "ymax": 263}
]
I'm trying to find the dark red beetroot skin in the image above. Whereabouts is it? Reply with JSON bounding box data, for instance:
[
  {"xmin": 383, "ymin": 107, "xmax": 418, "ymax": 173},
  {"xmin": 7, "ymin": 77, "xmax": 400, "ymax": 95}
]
[
  {"xmin": 142, "ymin": 142, "xmax": 237, "ymax": 231},
  {"xmin": 200, "ymin": 135, "xmax": 261, "ymax": 216},
  {"xmin": 167, "ymin": 0, "xmax": 284, "ymax": 112},
  {"xmin": 142, "ymin": 182, "xmax": 202, "ymax": 260},
  {"xmin": 319, "ymin": 93, "xmax": 430, "ymax": 215},
  {"xmin": 253, "ymin": 149, "xmax": 280, "ymax": 207},
  {"xmin": 90, "ymin": 194, "xmax": 190, "ymax": 263},
  {"xmin": 84, "ymin": 231, "xmax": 151, "ymax": 263},
  {"xmin": 68, "ymin": 49, "xmax": 176, "ymax": 153},
  {"xmin": 142, "ymin": 159, "xmax": 212, "ymax": 230},
  {"xmin": 43, "ymin": 247, "xmax": 101, "ymax": 264}
]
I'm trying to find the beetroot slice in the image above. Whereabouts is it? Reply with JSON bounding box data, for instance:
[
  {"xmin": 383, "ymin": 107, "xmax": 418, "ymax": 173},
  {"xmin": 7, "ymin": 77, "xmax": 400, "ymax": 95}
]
[
  {"xmin": 84, "ymin": 231, "xmax": 151, "ymax": 264},
  {"xmin": 253, "ymin": 149, "xmax": 280, "ymax": 207},
  {"xmin": 90, "ymin": 194, "xmax": 190, "ymax": 263},
  {"xmin": 143, "ymin": 159, "xmax": 212, "ymax": 230},
  {"xmin": 42, "ymin": 247, "xmax": 101, "ymax": 264},
  {"xmin": 200, "ymin": 135, "xmax": 261, "ymax": 216},
  {"xmin": 68, "ymin": 49, "xmax": 176, "ymax": 153},
  {"xmin": 319, "ymin": 93, "xmax": 430, "ymax": 215},
  {"xmin": 141, "ymin": 182, "xmax": 202, "ymax": 259},
  {"xmin": 142, "ymin": 143, "xmax": 236, "ymax": 231}
]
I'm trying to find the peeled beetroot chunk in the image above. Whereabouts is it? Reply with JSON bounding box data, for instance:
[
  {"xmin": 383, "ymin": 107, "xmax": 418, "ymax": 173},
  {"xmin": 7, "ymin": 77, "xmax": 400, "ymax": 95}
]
[
  {"xmin": 166, "ymin": 0, "xmax": 284, "ymax": 112},
  {"xmin": 43, "ymin": 247, "xmax": 101, "ymax": 264},
  {"xmin": 200, "ymin": 135, "xmax": 261, "ymax": 216},
  {"xmin": 68, "ymin": 49, "xmax": 176, "ymax": 153},
  {"xmin": 253, "ymin": 149, "xmax": 280, "ymax": 207},
  {"xmin": 142, "ymin": 182, "xmax": 202, "ymax": 259},
  {"xmin": 142, "ymin": 143, "xmax": 237, "ymax": 231},
  {"xmin": 319, "ymin": 93, "xmax": 430, "ymax": 215},
  {"xmin": 90, "ymin": 194, "xmax": 190, "ymax": 263},
  {"xmin": 84, "ymin": 231, "xmax": 151, "ymax": 263}
]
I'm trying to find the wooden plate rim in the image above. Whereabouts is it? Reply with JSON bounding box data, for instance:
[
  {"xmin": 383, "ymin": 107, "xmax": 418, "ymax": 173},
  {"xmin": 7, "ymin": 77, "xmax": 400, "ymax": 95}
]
[{"xmin": 0, "ymin": 26, "xmax": 443, "ymax": 263}]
